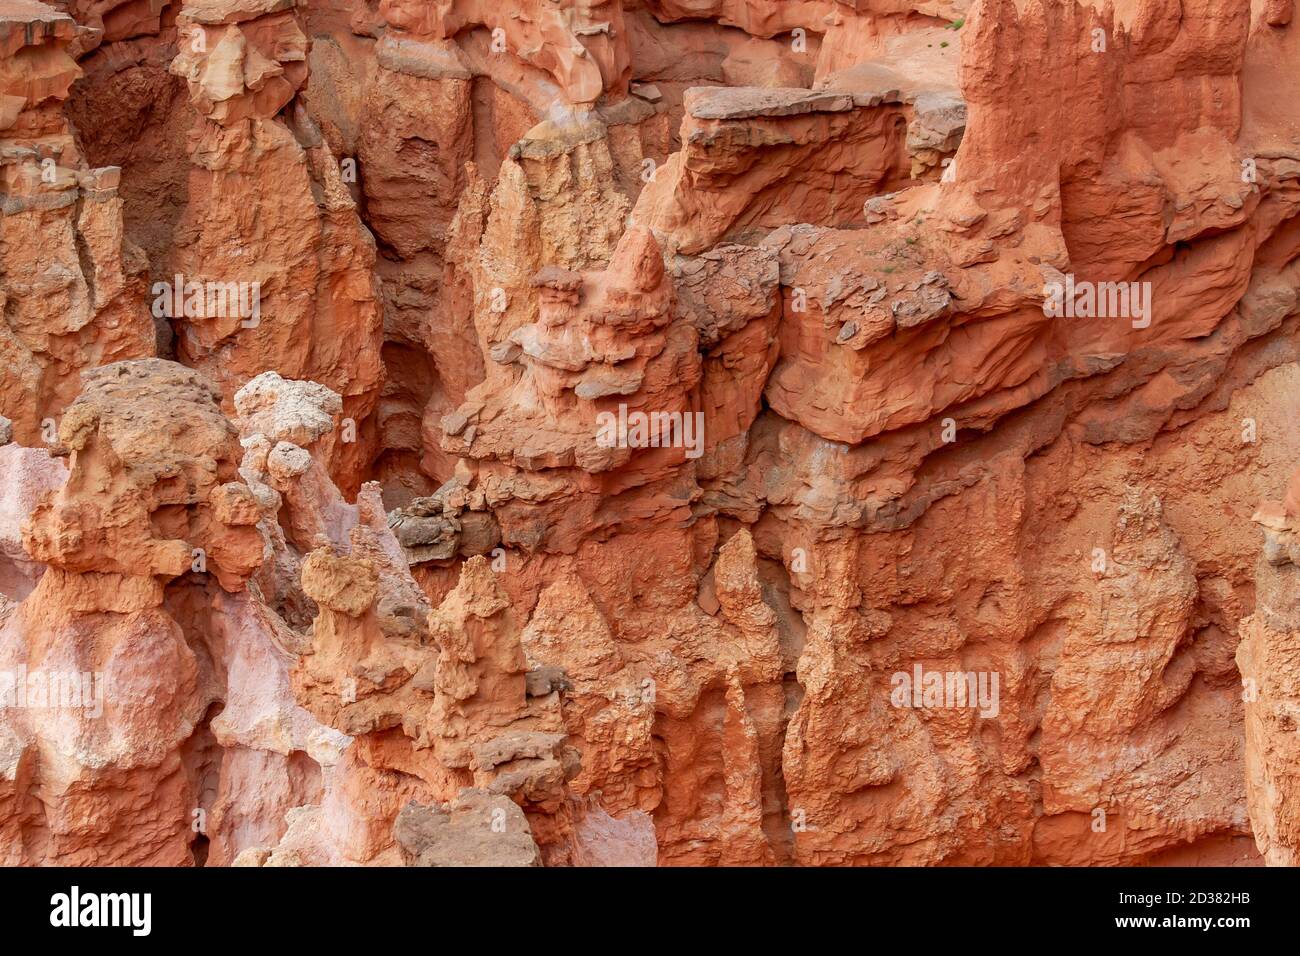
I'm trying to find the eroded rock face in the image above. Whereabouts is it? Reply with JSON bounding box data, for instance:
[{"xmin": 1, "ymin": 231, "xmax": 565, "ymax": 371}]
[
  {"xmin": 1237, "ymin": 470, "xmax": 1300, "ymax": 866},
  {"xmin": 4, "ymin": 0, "xmax": 1300, "ymax": 869},
  {"xmin": 0, "ymin": 359, "xmax": 309, "ymax": 863},
  {"xmin": 163, "ymin": 0, "xmax": 384, "ymax": 494},
  {"xmin": 0, "ymin": 0, "xmax": 154, "ymax": 445}
]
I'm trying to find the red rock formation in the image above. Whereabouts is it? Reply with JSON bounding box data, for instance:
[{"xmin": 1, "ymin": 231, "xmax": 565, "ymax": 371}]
[
  {"xmin": 0, "ymin": 0, "xmax": 154, "ymax": 444},
  {"xmin": 1, "ymin": 360, "xmax": 265, "ymax": 862},
  {"xmin": 4, "ymin": 0, "xmax": 1300, "ymax": 870},
  {"xmin": 164, "ymin": 0, "xmax": 384, "ymax": 491},
  {"xmin": 1237, "ymin": 470, "xmax": 1300, "ymax": 865}
]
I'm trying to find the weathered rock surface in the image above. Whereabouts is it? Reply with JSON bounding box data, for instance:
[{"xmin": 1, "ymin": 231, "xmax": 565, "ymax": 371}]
[
  {"xmin": 4, "ymin": 0, "xmax": 1300, "ymax": 870},
  {"xmin": 0, "ymin": 0, "xmax": 154, "ymax": 445}
]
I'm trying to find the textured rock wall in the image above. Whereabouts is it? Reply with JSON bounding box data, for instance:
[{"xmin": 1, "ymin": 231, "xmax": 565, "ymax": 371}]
[{"xmin": 0, "ymin": 0, "xmax": 1298, "ymax": 867}]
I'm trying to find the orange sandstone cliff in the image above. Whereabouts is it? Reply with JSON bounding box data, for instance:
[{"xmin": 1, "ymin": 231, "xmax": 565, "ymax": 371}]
[{"xmin": 0, "ymin": 0, "xmax": 1299, "ymax": 866}]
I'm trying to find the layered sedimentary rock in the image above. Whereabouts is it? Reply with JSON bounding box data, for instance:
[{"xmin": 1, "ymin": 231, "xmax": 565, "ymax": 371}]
[
  {"xmin": 165, "ymin": 0, "xmax": 383, "ymax": 492},
  {"xmin": 0, "ymin": 0, "xmax": 154, "ymax": 445},
  {"xmin": 3, "ymin": 0, "xmax": 1300, "ymax": 868}
]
